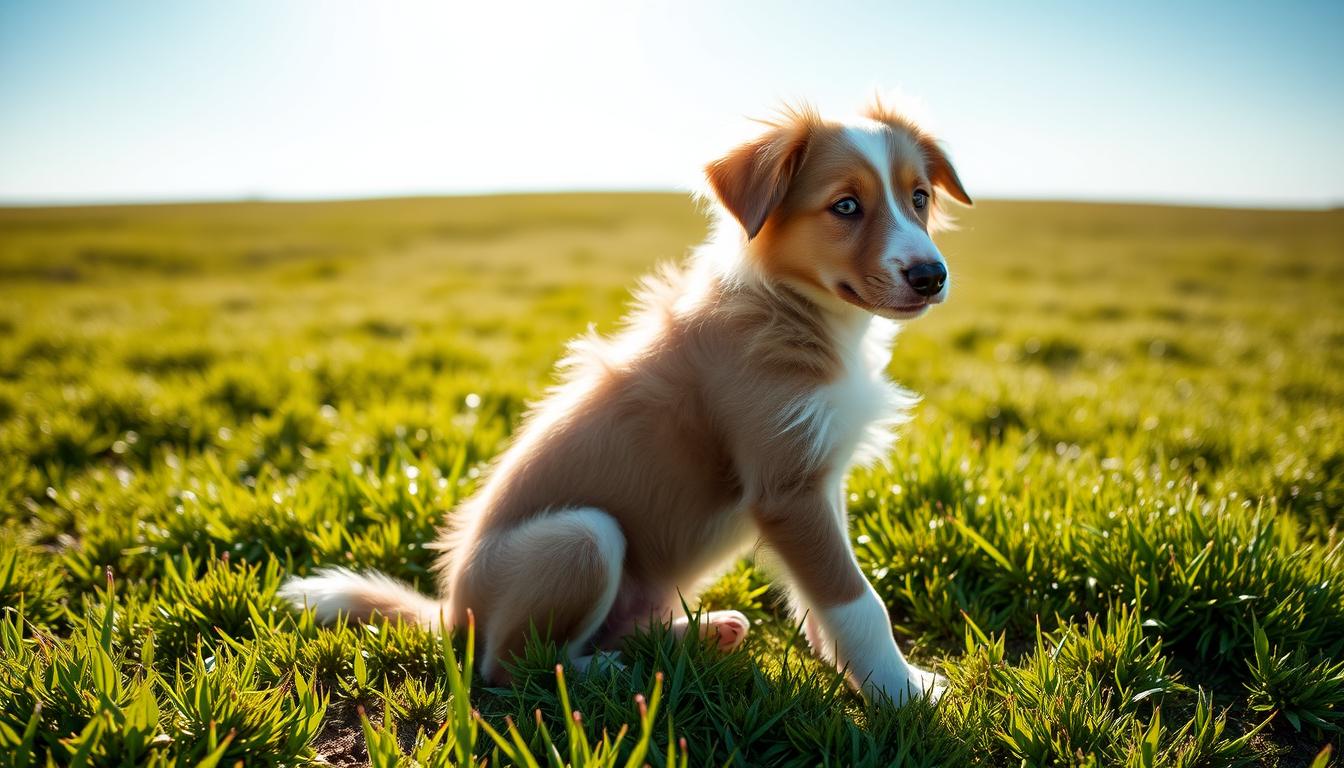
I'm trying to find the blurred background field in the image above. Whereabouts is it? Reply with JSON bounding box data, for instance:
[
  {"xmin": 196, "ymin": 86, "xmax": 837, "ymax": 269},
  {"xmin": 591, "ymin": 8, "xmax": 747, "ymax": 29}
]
[
  {"xmin": 2, "ymin": 195, "xmax": 1343, "ymax": 765},
  {"xmin": 4, "ymin": 196, "xmax": 1341, "ymax": 524}
]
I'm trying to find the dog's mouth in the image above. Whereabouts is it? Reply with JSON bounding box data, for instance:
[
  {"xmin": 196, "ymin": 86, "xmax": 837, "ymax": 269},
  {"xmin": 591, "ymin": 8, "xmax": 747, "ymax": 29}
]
[{"xmin": 837, "ymin": 282, "xmax": 930, "ymax": 319}]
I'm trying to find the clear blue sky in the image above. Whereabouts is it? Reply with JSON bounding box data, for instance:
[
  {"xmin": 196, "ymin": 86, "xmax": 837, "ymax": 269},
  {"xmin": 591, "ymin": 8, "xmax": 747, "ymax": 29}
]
[{"xmin": 2, "ymin": 0, "xmax": 1341, "ymax": 207}]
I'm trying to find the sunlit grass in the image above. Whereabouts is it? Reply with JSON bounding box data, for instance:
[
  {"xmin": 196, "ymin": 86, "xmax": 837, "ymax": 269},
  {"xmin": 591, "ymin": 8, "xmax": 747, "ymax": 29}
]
[{"xmin": 0, "ymin": 194, "xmax": 1341, "ymax": 765}]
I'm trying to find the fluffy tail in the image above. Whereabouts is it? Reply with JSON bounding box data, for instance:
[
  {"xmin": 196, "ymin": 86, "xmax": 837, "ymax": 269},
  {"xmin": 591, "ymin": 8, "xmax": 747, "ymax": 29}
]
[{"xmin": 279, "ymin": 567, "xmax": 448, "ymax": 628}]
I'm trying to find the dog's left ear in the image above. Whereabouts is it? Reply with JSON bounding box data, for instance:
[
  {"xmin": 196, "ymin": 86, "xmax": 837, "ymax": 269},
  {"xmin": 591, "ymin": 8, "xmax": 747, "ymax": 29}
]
[
  {"xmin": 705, "ymin": 110, "xmax": 815, "ymax": 239},
  {"xmin": 864, "ymin": 99, "xmax": 972, "ymax": 208},
  {"xmin": 920, "ymin": 138, "xmax": 973, "ymax": 207}
]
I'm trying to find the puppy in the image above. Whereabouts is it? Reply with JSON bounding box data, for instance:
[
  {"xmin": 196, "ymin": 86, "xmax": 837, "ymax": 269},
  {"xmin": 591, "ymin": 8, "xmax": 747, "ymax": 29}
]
[{"xmin": 282, "ymin": 100, "xmax": 971, "ymax": 705}]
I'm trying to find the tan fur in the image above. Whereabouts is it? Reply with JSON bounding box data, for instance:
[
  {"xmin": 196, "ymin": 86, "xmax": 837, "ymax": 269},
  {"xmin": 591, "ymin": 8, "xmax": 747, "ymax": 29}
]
[
  {"xmin": 437, "ymin": 272, "xmax": 851, "ymax": 679},
  {"xmin": 282, "ymin": 102, "xmax": 971, "ymax": 700},
  {"xmin": 705, "ymin": 105, "xmax": 819, "ymax": 239}
]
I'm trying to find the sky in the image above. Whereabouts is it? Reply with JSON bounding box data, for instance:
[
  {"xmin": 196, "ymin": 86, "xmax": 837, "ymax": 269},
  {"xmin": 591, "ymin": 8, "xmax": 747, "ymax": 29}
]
[{"xmin": 1, "ymin": 0, "xmax": 1341, "ymax": 207}]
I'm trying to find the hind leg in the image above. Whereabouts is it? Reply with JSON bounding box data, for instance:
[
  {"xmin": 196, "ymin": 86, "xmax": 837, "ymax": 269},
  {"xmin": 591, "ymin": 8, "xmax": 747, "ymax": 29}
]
[{"xmin": 449, "ymin": 508, "xmax": 625, "ymax": 683}]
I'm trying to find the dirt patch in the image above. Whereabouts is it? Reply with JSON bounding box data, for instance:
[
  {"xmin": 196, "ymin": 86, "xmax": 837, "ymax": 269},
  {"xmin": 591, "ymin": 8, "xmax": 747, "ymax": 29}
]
[{"xmin": 312, "ymin": 700, "xmax": 372, "ymax": 767}]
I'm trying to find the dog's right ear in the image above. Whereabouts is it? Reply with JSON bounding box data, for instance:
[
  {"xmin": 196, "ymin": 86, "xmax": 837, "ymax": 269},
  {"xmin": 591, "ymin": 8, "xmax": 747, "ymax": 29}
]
[{"xmin": 705, "ymin": 109, "xmax": 815, "ymax": 239}]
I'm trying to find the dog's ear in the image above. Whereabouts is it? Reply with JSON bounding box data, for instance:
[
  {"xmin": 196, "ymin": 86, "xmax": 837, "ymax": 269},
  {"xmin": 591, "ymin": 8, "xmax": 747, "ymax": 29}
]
[
  {"xmin": 705, "ymin": 110, "xmax": 814, "ymax": 239},
  {"xmin": 863, "ymin": 98, "xmax": 972, "ymax": 208},
  {"xmin": 920, "ymin": 138, "xmax": 973, "ymax": 207}
]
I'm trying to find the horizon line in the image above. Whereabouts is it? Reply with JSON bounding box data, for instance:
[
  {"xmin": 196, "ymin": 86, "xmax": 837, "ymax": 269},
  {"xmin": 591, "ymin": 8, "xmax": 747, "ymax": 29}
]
[{"xmin": 0, "ymin": 187, "xmax": 1340, "ymax": 214}]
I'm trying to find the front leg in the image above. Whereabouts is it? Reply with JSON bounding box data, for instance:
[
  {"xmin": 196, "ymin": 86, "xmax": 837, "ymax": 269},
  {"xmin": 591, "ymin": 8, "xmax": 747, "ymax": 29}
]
[{"xmin": 754, "ymin": 490, "xmax": 944, "ymax": 706}]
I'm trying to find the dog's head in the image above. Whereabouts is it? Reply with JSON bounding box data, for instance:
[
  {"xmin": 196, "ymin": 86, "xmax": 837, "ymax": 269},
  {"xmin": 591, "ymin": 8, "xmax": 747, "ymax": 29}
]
[{"xmin": 706, "ymin": 101, "xmax": 971, "ymax": 320}]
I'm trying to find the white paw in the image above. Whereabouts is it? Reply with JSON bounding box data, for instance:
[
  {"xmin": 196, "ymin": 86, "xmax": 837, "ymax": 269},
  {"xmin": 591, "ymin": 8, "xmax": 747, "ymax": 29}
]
[
  {"xmin": 868, "ymin": 666, "xmax": 947, "ymax": 707},
  {"xmin": 704, "ymin": 610, "xmax": 750, "ymax": 652},
  {"xmin": 670, "ymin": 610, "xmax": 751, "ymax": 652},
  {"xmin": 911, "ymin": 667, "xmax": 948, "ymax": 704}
]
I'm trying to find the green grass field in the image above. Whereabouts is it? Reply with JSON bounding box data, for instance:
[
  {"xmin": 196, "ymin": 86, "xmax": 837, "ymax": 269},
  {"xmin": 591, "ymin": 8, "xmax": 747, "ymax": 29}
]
[{"xmin": 1, "ymin": 194, "xmax": 1342, "ymax": 767}]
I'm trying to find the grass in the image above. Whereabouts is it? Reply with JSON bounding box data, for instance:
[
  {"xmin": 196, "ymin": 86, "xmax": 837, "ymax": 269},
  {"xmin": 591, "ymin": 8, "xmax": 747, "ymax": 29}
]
[{"xmin": 0, "ymin": 193, "xmax": 1341, "ymax": 766}]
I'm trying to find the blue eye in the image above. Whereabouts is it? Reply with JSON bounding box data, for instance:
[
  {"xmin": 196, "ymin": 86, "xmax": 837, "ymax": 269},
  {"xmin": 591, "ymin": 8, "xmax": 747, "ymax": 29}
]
[
  {"xmin": 912, "ymin": 190, "xmax": 930, "ymax": 209},
  {"xmin": 831, "ymin": 197, "xmax": 860, "ymax": 216}
]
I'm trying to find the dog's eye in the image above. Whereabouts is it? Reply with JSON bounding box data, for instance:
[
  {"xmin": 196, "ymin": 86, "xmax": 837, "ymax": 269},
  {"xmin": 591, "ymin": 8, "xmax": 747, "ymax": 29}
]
[
  {"xmin": 912, "ymin": 190, "xmax": 930, "ymax": 210},
  {"xmin": 830, "ymin": 197, "xmax": 860, "ymax": 216}
]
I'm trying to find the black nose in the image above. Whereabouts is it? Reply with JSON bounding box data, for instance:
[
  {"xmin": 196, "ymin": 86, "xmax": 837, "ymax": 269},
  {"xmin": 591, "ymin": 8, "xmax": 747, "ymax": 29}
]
[{"xmin": 903, "ymin": 262, "xmax": 947, "ymax": 297}]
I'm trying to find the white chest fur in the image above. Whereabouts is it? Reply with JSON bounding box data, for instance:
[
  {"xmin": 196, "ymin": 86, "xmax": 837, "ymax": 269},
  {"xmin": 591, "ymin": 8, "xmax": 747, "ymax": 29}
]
[{"xmin": 776, "ymin": 316, "xmax": 917, "ymax": 473}]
